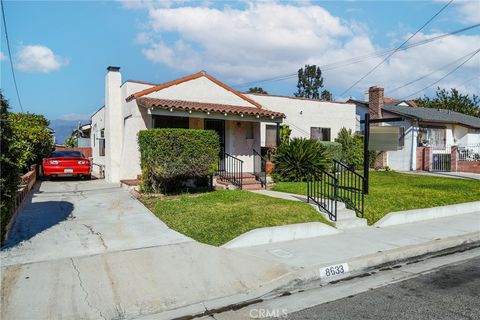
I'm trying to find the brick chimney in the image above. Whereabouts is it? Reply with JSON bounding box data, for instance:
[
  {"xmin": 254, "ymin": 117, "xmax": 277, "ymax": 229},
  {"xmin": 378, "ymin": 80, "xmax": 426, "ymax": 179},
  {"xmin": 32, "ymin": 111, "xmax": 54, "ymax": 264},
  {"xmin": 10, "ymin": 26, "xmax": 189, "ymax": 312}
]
[{"xmin": 368, "ymin": 86, "xmax": 384, "ymax": 119}]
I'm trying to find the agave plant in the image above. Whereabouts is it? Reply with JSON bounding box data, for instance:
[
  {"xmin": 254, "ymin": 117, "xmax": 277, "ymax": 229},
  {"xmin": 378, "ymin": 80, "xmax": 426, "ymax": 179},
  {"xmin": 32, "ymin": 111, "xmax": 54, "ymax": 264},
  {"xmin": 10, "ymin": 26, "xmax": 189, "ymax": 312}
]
[{"xmin": 273, "ymin": 138, "xmax": 328, "ymax": 182}]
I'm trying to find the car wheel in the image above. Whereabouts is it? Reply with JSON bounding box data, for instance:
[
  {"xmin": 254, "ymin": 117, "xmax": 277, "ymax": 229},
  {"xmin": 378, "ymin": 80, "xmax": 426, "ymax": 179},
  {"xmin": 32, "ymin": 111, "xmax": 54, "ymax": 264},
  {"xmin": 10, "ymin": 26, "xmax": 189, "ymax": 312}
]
[
  {"xmin": 43, "ymin": 175, "xmax": 50, "ymax": 181},
  {"xmin": 84, "ymin": 174, "xmax": 92, "ymax": 180}
]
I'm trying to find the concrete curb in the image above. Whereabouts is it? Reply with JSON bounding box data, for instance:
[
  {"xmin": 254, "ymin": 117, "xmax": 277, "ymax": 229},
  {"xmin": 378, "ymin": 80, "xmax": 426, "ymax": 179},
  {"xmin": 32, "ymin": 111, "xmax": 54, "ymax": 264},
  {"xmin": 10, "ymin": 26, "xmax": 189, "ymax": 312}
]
[
  {"xmin": 135, "ymin": 231, "xmax": 480, "ymax": 320},
  {"xmin": 374, "ymin": 201, "xmax": 480, "ymax": 227},
  {"xmin": 222, "ymin": 222, "xmax": 340, "ymax": 249}
]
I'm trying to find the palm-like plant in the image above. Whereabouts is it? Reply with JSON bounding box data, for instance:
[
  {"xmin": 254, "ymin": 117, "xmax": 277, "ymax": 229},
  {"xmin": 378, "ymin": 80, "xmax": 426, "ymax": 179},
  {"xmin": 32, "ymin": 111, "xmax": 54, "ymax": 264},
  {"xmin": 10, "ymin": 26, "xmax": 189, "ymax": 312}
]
[{"xmin": 273, "ymin": 138, "xmax": 328, "ymax": 182}]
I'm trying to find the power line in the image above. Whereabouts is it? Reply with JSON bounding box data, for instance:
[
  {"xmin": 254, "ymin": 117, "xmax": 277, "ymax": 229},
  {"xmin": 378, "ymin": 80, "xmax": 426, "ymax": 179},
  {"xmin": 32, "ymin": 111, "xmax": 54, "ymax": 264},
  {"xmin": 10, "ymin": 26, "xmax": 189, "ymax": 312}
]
[
  {"xmin": 401, "ymin": 48, "xmax": 480, "ymax": 99},
  {"xmin": 234, "ymin": 22, "xmax": 479, "ymax": 90},
  {"xmin": 339, "ymin": 0, "xmax": 454, "ymax": 96},
  {"xmin": 1, "ymin": 0, "xmax": 23, "ymax": 112},
  {"xmin": 388, "ymin": 49, "xmax": 480, "ymax": 94}
]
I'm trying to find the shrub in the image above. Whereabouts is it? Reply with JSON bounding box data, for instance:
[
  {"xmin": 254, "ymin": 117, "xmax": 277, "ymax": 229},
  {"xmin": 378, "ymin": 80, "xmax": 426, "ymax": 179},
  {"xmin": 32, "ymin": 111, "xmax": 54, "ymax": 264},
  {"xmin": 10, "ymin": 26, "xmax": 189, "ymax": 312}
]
[
  {"xmin": 10, "ymin": 113, "xmax": 54, "ymax": 172},
  {"xmin": 335, "ymin": 127, "xmax": 364, "ymax": 169},
  {"xmin": 318, "ymin": 141, "xmax": 342, "ymax": 162},
  {"xmin": 138, "ymin": 128, "xmax": 220, "ymax": 193},
  {"xmin": 280, "ymin": 124, "xmax": 291, "ymax": 144},
  {"xmin": 1, "ymin": 92, "xmax": 20, "ymax": 242},
  {"xmin": 273, "ymin": 138, "xmax": 328, "ymax": 182}
]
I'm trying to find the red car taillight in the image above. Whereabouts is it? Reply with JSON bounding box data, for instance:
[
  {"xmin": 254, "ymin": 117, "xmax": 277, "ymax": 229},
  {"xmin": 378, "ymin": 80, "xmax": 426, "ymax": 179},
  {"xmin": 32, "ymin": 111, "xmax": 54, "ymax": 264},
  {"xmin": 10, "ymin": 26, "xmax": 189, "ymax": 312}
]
[
  {"xmin": 78, "ymin": 160, "xmax": 89, "ymax": 165},
  {"xmin": 48, "ymin": 160, "xmax": 59, "ymax": 165}
]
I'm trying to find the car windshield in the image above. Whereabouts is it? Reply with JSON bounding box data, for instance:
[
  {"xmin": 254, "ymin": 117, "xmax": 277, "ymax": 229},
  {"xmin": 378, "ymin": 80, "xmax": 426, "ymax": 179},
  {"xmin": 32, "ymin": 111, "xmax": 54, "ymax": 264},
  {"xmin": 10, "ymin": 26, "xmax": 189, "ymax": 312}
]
[{"xmin": 48, "ymin": 151, "xmax": 84, "ymax": 158}]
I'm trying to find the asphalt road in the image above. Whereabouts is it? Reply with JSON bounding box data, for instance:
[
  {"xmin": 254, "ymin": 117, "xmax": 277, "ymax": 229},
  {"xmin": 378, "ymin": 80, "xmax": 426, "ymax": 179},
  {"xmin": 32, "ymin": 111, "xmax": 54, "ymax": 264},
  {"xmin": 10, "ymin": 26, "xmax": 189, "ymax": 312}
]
[{"xmin": 284, "ymin": 256, "xmax": 480, "ymax": 320}]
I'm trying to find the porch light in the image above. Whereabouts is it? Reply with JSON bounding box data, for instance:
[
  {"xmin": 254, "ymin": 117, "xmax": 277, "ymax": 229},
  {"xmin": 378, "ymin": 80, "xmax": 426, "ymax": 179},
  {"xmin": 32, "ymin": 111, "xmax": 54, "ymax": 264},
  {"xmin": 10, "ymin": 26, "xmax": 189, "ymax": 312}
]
[
  {"xmin": 188, "ymin": 110, "xmax": 192, "ymax": 114},
  {"xmin": 240, "ymin": 114, "xmax": 244, "ymax": 117},
  {"xmin": 224, "ymin": 113, "xmax": 228, "ymax": 116},
  {"xmin": 271, "ymin": 116, "xmax": 274, "ymax": 120},
  {"xmin": 169, "ymin": 108, "xmax": 173, "ymax": 112},
  {"xmin": 206, "ymin": 111, "xmax": 210, "ymax": 115},
  {"xmin": 256, "ymin": 115, "xmax": 260, "ymax": 119}
]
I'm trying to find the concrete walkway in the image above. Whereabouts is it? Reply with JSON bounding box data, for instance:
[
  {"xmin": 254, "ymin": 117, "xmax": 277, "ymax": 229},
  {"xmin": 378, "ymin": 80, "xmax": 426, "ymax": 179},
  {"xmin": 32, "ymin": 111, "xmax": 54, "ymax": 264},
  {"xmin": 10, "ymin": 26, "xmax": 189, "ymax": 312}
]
[
  {"xmin": 232, "ymin": 211, "xmax": 480, "ymax": 269},
  {"xmin": 399, "ymin": 170, "xmax": 480, "ymax": 180}
]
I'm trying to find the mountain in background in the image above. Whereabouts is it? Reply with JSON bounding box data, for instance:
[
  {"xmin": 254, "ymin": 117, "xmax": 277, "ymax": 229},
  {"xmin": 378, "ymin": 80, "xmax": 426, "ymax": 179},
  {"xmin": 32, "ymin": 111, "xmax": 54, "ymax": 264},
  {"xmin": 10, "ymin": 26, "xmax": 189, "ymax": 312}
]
[{"xmin": 49, "ymin": 119, "xmax": 89, "ymax": 145}]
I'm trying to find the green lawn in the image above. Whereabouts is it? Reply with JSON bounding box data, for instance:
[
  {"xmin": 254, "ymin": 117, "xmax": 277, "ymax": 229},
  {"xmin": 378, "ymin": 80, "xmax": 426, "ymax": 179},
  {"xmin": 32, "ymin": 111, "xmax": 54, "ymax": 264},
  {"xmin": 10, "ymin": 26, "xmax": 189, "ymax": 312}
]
[
  {"xmin": 271, "ymin": 171, "xmax": 480, "ymax": 225},
  {"xmin": 141, "ymin": 190, "xmax": 331, "ymax": 246}
]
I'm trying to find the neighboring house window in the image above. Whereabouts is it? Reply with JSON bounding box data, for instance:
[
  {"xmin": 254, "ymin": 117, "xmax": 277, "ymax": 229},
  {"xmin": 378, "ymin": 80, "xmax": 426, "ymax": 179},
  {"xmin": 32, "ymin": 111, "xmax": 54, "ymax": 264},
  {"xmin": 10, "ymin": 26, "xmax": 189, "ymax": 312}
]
[
  {"xmin": 99, "ymin": 129, "xmax": 105, "ymax": 156},
  {"xmin": 418, "ymin": 126, "xmax": 446, "ymax": 147},
  {"xmin": 310, "ymin": 127, "xmax": 331, "ymax": 141},
  {"xmin": 153, "ymin": 115, "xmax": 189, "ymax": 129},
  {"xmin": 399, "ymin": 127, "xmax": 405, "ymax": 148},
  {"xmin": 265, "ymin": 125, "xmax": 277, "ymax": 147}
]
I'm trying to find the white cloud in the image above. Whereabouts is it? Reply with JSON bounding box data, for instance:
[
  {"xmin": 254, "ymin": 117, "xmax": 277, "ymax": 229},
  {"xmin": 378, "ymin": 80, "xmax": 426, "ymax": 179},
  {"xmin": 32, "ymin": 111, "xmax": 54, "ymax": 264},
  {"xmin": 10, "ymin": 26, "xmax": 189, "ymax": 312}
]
[
  {"xmin": 0, "ymin": 52, "xmax": 6, "ymax": 61},
  {"xmin": 128, "ymin": 2, "xmax": 480, "ymax": 98},
  {"xmin": 456, "ymin": 0, "xmax": 480, "ymax": 24},
  {"xmin": 15, "ymin": 45, "xmax": 68, "ymax": 73},
  {"xmin": 57, "ymin": 113, "xmax": 91, "ymax": 121}
]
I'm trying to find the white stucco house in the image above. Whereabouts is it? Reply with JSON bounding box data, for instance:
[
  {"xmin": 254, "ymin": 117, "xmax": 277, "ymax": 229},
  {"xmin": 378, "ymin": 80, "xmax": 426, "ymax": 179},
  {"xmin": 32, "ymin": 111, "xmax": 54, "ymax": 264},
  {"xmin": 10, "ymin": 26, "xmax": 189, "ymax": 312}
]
[
  {"xmin": 348, "ymin": 86, "xmax": 480, "ymax": 172},
  {"xmin": 244, "ymin": 93, "xmax": 356, "ymax": 147},
  {"xmin": 90, "ymin": 67, "xmax": 285, "ymax": 184}
]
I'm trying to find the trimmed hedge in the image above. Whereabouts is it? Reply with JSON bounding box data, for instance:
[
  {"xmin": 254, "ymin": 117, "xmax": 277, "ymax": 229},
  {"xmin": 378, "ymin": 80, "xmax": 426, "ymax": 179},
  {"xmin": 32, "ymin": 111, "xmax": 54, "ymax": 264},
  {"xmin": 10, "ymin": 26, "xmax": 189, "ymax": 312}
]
[{"xmin": 138, "ymin": 128, "xmax": 220, "ymax": 193}]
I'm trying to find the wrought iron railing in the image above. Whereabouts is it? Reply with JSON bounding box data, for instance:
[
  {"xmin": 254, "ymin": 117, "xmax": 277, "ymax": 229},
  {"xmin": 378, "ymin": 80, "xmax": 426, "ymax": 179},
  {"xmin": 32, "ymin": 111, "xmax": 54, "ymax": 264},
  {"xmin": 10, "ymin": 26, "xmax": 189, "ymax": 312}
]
[
  {"xmin": 253, "ymin": 149, "xmax": 267, "ymax": 189},
  {"xmin": 307, "ymin": 163, "xmax": 338, "ymax": 221},
  {"xmin": 458, "ymin": 145, "xmax": 480, "ymax": 161},
  {"xmin": 333, "ymin": 160, "xmax": 365, "ymax": 218},
  {"xmin": 431, "ymin": 146, "xmax": 451, "ymax": 172},
  {"xmin": 217, "ymin": 153, "xmax": 243, "ymax": 189}
]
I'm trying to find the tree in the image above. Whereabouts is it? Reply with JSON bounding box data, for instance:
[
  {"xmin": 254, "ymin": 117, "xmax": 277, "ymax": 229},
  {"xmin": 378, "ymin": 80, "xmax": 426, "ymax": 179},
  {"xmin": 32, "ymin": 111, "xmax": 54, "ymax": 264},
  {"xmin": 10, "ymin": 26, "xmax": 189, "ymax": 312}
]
[
  {"xmin": 0, "ymin": 92, "xmax": 20, "ymax": 241},
  {"xmin": 10, "ymin": 113, "xmax": 54, "ymax": 172},
  {"xmin": 321, "ymin": 89, "xmax": 333, "ymax": 101},
  {"xmin": 279, "ymin": 124, "xmax": 292, "ymax": 144},
  {"xmin": 294, "ymin": 64, "xmax": 324, "ymax": 99},
  {"xmin": 64, "ymin": 134, "xmax": 77, "ymax": 147},
  {"xmin": 248, "ymin": 87, "xmax": 268, "ymax": 94},
  {"xmin": 415, "ymin": 87, "xmax": 480, "ymax": 118}
]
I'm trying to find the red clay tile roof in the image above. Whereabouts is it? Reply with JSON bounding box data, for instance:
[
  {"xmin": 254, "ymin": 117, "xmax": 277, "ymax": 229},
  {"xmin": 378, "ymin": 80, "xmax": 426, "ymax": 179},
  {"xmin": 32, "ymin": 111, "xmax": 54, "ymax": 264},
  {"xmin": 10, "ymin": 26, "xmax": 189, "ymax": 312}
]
[
  {"xmin": 137, "ymin": 97, "xmax": 285, "ymax": 118},
  {"xmin": 127, "ymin": 71, "xmax": 263, "ymax": 109}
]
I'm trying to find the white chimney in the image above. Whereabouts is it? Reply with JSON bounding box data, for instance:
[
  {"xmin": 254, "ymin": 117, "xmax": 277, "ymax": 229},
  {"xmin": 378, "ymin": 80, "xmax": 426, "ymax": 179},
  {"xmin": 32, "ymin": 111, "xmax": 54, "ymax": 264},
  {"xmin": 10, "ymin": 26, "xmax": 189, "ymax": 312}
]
[{"xmin": 104, "ymin": 66, "xmax": 123, "ymax": 182}]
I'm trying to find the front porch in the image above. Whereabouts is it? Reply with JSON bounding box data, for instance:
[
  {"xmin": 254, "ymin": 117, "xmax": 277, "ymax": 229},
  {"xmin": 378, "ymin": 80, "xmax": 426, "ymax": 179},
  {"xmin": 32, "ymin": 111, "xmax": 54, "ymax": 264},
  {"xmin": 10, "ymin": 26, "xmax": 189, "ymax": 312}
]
[{"xmin": 139, "ymin": 97, "xmax": 284, "ymax": 189}]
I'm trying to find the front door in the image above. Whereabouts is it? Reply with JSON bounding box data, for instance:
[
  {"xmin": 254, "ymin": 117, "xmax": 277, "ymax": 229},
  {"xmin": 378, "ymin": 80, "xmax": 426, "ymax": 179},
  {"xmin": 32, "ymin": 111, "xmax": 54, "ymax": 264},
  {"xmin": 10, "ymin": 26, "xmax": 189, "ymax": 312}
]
[{"xmin": 204, "ymin": 119, "xmax": 225, "ymax": 156}]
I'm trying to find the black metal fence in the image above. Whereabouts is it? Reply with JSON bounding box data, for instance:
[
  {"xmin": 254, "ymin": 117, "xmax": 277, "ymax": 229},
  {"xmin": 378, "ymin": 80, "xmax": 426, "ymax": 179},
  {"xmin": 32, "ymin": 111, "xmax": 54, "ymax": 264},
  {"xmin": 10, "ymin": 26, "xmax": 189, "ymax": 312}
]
[
  {"xmin": 333, "ymin": 160, "xmax": 365, "ymax": 218},
  {"xmin": 253, "ymin": 149, "xmax": 267, "ymax": 189},
  {"xmin": 307, "ymin": 160, "xmax": 366, "ymax": 221},
  {"xmin": 307, "ymin": 164, "xmax": 338, "ymax": 221},
  {"xmin": 217, "ymin": 153, "xmax": 243, "ymax": 189}
]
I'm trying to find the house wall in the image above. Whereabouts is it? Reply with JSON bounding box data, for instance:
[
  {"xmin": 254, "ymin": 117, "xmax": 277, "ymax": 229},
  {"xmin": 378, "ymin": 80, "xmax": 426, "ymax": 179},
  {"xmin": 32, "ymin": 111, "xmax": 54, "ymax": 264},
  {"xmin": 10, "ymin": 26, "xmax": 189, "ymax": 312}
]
[
  {"xmin": 356, "ymin": 105, "xmax": 369, "ymax": 132},
  {"xmin": 381, "ymin": 116, "xmax": 417, "ymax": 171},
  {"xmin": 145, "ymin": 76, "xmax": 257, "ymax": 108},
  {"xmin": 245, "ymin": 94, "xmax": 356, "ymax": 146},
  {"xmin": 90, "ymin": 107, "xmax": 105, "ymax": 177}
]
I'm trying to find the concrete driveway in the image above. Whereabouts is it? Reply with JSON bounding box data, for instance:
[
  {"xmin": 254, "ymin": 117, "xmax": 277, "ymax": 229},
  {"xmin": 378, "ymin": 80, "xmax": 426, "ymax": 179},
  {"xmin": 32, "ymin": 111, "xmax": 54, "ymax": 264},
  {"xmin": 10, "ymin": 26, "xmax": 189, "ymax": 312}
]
[
  {"xmin": 1, "ymin": 179, "xmax": 292, "ymax": 320},
  {"xmin": 1, "ymin": 179, "xmax": 191, "ymax": 266}
]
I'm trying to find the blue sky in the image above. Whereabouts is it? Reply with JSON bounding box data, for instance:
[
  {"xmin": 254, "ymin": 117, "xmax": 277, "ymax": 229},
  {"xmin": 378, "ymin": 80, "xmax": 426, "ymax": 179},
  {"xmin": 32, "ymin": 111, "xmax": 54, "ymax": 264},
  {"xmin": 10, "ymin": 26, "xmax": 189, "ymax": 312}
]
[{"xmin": 1, "ymin": 0, "xmax": 479, "ymax": 121}]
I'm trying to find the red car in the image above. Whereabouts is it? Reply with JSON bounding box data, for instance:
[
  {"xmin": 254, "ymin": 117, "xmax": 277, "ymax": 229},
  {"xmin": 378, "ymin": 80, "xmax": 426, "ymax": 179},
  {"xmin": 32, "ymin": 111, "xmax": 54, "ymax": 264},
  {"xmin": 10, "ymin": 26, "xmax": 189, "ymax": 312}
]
[{"xmin": 42, "ymin": 150, "xmax": 91, "ymax": 180}]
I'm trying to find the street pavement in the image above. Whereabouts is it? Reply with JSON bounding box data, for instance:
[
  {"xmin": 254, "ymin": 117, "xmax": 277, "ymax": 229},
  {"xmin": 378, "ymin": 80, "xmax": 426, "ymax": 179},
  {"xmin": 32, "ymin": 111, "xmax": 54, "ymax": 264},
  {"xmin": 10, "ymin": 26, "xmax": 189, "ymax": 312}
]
[{"xmin": 284, "ymin": 255, "xmax": 480, "ymax": 320}]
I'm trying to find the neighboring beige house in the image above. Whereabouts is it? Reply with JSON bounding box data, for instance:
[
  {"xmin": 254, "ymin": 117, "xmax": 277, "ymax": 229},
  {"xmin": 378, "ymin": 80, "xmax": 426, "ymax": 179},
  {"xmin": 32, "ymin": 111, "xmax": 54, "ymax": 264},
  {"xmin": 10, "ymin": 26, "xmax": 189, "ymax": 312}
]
[
  {"xmin": 91, "ymin": 67, "xmax": 284, "ymax": 183},
  {"xmin": 245, "ymin": 93, "xmax": 357, "ymax": 147}
]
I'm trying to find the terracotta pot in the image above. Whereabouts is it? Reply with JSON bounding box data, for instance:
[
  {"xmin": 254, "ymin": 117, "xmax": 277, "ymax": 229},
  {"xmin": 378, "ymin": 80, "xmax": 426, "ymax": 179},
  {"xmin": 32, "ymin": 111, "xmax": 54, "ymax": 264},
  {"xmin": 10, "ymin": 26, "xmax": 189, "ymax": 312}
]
[{"xmin": 266, "ymin": 161, "xmax": 274, "ymax": 175}]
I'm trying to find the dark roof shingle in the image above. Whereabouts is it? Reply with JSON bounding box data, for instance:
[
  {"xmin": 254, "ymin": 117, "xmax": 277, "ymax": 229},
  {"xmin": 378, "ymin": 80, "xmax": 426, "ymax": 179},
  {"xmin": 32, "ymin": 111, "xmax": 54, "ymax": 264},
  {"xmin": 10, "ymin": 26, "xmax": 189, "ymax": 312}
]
[{"xmin": 383, "ymin": 104, "xmax": 480, "ymax": 128}]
